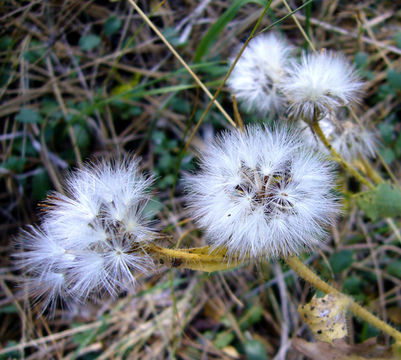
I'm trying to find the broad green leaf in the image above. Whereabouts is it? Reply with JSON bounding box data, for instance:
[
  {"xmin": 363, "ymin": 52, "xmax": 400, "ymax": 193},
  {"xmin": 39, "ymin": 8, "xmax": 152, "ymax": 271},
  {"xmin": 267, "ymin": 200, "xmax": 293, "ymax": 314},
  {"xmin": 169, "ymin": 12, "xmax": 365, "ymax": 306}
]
[
  {"xmin": 15, "ymin": 107, "xmax": 43, "ymax": 124},
  {"xmin": 104, "ymin": 16, "xmax": 122, "ymax": 36},
  {"xmin": 356, "ymin": 183, "xmax": 401, "ymax": 221},
  {"xmin": 329, "ymin": 250, "xmax": 354, "ymax": 274},
  {"xmin": 79, "ymin": 35, "xmax": 101, "ymax": 51},
  {"xmin": 194, "ymin": 0, "xmax": 267, "ymax": 62}
]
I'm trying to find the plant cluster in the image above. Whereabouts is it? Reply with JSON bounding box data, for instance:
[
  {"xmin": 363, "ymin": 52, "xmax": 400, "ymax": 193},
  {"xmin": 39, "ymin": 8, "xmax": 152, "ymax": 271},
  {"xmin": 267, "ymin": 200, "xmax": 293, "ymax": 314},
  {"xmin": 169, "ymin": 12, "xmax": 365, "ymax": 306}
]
[{"xmin": 13, "ymin": 31, "xmax": 401, "ymax": 352}]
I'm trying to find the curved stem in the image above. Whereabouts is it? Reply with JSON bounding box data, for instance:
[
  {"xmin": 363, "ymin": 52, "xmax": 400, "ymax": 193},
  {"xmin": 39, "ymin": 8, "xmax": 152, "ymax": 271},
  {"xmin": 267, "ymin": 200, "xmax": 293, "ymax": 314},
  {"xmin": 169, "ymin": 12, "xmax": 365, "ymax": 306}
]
[
  {"xmin": 285, "ymin": 256, "xmax": 401, "ymax": 342},
  {"xmin": 311, "ymin": 120, "xmax": 374, "ymax": 189},
  {"xmin": 147, "ymin": 242, "xmax": 401, "ymax": 341}
]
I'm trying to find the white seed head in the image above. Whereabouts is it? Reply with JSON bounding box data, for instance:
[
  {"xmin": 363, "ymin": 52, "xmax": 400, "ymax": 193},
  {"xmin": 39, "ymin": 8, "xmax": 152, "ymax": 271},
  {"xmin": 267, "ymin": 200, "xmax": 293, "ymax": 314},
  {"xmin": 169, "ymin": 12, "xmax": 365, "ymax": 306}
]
[
  {"xmin": 14, "ymin": 157, "xmax": 157, "ymax": 312},
  {"xmin": 185, "ymin": 126, "xmax": 339, "ymax": 260},
  {"xmin": 301, "ymin": 116, "xmax": 378, "ymax": 162},
  {"xmin": 281, "ymin": 51, "xmax": 364, "ymax": 121},
  {"xmin": 227, "ymin": 33, "xmax": 293, "ymax": 116}
]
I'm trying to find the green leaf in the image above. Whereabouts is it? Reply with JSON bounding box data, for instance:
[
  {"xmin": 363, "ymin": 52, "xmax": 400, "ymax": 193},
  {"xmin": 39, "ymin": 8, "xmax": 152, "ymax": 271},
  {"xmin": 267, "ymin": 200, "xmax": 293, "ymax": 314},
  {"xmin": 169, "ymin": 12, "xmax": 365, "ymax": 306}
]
[
  {"xmin": 394, "ymin": 135, "xmax": 401, "ymax": 157},
  {"xmin": 0, "ymin": 36, "xmax": 13, "ymax": 51},
  {"xmin": 394, "ymin": 31, "xmax": 401, "ymax": 49},
  {"xmin": 32, "ymin": 168, "xmax": 51, "ymax": 201},
  {"xmin": 79, "ymin": 35, "xmax": 101, "ymax": 51},
  {"xmin": 378, "ymin": 122, "xmax": 394, "ymax": 144},
  {"xmin": 356, "ymin": 183, "xmax": 401, "ymax": 221},
  {"xmin": 329, "ymin": 250, "xmax": 354, "ymax": 274},
  {"xmin": 162, "ymin": 27, "xmax": 184, "ymax": 47},
  {"xmin": 0, "ymin": 304, "xmax": 18, "ymax": 314},
  {"xmin": 15, "ymin": 107, "xmax": 43, "ymax": 124},
  {"xmin": 214, "ymin": 331, "xmax": 235, "ymax": 349},
  {"xmin": 23, "ymin": 40, "xmax": 46, "ymax": 63},
  {"xmin": 194, "ymin": 0, "xmax": 267, "ymax": 62},
  {"xmin": 244, "ymin": 339, "xmax": 268, "ymax": 360},
  {"xmin": 379, "ymin": 148, "xmax": 395, "ymax": 164},
  {"xmin": 387, "ymin": 69, "xmax": 401, "ymax": 91},
  {"xmin": 104, "ymin": 16, "xmax": 122, "ymax": 36},
  {"xmin": 240, "ymin": 306, "xmax": 263, "ymax": 329},
  {"xmin": 2, "ymin": 156, "xmax": 25, "ymax": 172},
  {"xmin": 387, "ymin": 260, "xmax": 401, "ymax": 278},
  {"xmin": 354, "ymin": 51, "xmax": 368, "ymax": 69},
  {"xmin": 342, "ymin": 276, "xmax": 363, "ymax": 295},
  {"xmin": 72, "ymin": 124, "xmax": 91, "ymax": 150}
]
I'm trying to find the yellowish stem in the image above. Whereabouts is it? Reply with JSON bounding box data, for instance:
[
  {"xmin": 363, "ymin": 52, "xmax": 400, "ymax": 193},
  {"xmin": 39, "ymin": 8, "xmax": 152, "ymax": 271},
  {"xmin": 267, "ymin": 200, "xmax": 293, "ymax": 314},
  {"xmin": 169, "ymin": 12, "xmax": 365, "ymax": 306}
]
[
  {"xmin": 147, "ymin": 241, "xmax": 401, "ymax": 341},
  {"xmin": 358, "ymin": 157, "xmax": 383, "ymax": 185},
  {"xmin": 285, "ymin": 256, "xmax": 401, "ymax": 342},
  {"xmin": 146, "ymin": 244, "xmax": 240, "ymax": 272},
  {"xmin": 311, "ymin": 120, "xmax": 374, "ymax": 189}
]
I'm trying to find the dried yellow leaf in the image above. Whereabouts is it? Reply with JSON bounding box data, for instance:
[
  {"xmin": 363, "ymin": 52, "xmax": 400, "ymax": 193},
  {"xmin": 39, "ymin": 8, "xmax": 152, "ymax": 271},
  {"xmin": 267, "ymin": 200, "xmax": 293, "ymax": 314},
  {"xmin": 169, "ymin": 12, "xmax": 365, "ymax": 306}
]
[{"xmin": 298, "ymin": 293, "xmax": 351, "ymax": 343}]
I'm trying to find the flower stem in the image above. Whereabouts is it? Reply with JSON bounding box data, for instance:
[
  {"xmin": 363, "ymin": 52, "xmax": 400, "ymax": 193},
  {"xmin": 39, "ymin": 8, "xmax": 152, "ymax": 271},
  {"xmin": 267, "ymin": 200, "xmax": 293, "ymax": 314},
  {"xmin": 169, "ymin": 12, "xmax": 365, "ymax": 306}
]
[
  {"xmin": 358, "ymin": 157, "xmax": 383, "ymax": 185},
  {"xmin": 285, "ymin": 256, "xmax": 401, "ymax": 342},
  {"xmin": 146, "ymin": 244, "xmax": 240, "ymax": 272},
  {"xmin": 311, "ymin": 120, "xmax": 374, "ymax": 189}
]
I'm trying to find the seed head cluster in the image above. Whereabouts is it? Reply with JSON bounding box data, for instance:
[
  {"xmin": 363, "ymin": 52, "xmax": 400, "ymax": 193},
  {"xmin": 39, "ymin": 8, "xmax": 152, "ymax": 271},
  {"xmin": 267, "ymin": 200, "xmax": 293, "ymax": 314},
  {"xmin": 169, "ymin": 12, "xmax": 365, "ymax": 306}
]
[
  {"xmin": 185, "ymin": 126, "xmax": 339, "ymax": 260},
  {"xmin": 228, "ymin": 35, "xmax": 364, "ymax": 122},
  {"xmin": 14, "ymin": 158, "xmax": 155, "ymax": 311}
]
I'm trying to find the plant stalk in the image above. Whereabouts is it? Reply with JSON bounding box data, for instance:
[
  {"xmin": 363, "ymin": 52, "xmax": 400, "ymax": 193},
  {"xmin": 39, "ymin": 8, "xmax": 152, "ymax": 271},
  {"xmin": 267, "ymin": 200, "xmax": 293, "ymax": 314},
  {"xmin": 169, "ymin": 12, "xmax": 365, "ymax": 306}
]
[
  {"xmin": 311, "ymin": 120, "xmax": 374, "ymax": 189},
  {"xmin": 285, "ymin": 256, "xmax": 401, "ymax": 342}
]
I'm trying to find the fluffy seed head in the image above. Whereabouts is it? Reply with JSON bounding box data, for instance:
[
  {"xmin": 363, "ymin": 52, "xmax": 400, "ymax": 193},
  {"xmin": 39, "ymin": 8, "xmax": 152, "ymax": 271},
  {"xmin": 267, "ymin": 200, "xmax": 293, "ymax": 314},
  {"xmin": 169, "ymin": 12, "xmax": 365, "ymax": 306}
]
[
  {"xmin": 185, "ymin": 126, "xmax": 339, "ymax": 260},
  {"xmin": 301, "ymin": 116, "xmax": 378, "ymax": 162},
  {"xmin": 281, "ymin": 51, "xmax": 364, "ymax": 121},
  {"xmin": 227, "ymin": 33, "xmax": 293, "ymax": 116},
  {"xmin": 14, "ymin": 157, "xmax": 156, "ymax": 312}
]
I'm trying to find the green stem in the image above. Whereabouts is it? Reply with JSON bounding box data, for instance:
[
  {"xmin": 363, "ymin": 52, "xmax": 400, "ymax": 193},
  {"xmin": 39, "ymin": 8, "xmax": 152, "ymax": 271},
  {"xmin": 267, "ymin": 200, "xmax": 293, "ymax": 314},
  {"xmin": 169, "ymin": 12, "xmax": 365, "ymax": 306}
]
[{"xmin": 285, "ymin": 256, "xmax": 401, "ymax": 342}]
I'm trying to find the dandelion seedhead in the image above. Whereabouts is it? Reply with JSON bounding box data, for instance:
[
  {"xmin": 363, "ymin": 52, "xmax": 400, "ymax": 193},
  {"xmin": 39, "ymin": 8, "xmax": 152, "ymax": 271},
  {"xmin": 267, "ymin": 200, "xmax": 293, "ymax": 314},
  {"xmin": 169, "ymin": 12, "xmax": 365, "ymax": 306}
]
[
  {"xmin": 14, "ymin": 157, "xmax": 156, "ymax": 312},
  {"xmin": 227, "ymin": 33, "xmax": 293, "ymax": 116},
  {"xmin": 301, "ymin": 116, "xmax": 378, "ymax": 162},
  {"xmin": 281, "ymin": 51, "xmax": 364, "ymax": 122},
  {"xmin": 185, "ymin": 126, "xmax": 339, "ymax": 260}
]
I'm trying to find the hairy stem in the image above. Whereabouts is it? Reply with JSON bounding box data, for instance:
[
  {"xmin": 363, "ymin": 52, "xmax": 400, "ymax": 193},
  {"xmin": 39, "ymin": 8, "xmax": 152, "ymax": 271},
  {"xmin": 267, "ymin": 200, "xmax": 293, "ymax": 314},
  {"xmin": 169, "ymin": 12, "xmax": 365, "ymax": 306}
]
[
  {"xmin": 146, "ymin": 244, "xmax": 240, "ymax": 272},
  {"xmin": 285, "ymin": 256, "xmax": 401, "ymax": 342},
  {"xmin": 358, "ymin": 157, "xmax": 383, "ymax": 185},
  {"xmin": 311, "ymin": 120, "xmax": 374, "ymax": 189}
]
